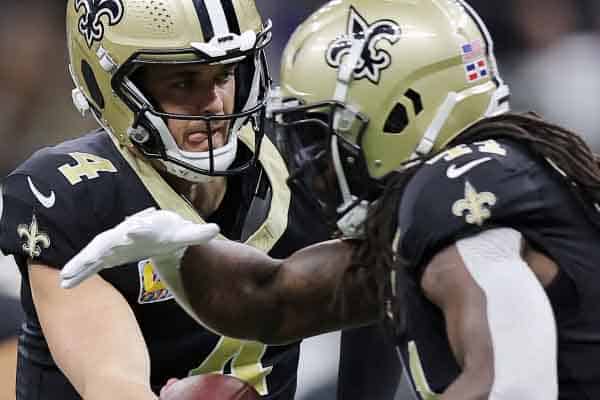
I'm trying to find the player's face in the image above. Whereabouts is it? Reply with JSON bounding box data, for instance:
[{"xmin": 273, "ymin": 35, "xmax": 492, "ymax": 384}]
[{"xmin": 141, "ymin": 63, "xmax": 236, "ymax": 152}]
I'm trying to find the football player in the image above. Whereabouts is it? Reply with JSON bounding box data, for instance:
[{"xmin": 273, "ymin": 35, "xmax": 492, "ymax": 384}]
[
  {"xmin": 60, "ymin": 0, "xmax": 600, "ymax": 399},
  {"xmin": 0, "ymin": 0, "xmax": 331, "ymax": 399}
]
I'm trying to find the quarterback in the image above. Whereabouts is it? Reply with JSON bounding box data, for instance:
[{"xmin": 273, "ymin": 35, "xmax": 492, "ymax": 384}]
[
  {"xmin": 0, "ymin": 0, "xmax": 331, "ymax": 399},
  {"xmin": 62, "ymin": 0, "xmax": 600, "ymax": 399}
]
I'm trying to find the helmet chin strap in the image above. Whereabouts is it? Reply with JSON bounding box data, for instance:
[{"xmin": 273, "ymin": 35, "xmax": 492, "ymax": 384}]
[
  {"xmin": 142, "ymin": 111, "xmax": 238, "ymax": 183},
  {"xmin": 329, "ymin": 35, "xmax": 372, "ymax": 237},
  {"xmin": 413, "ymin": 91, "xmax": 461, "ymax": 157},
  {"xmin": 160, "ymin": 160, "xmax": 224, "ymax": 183}
]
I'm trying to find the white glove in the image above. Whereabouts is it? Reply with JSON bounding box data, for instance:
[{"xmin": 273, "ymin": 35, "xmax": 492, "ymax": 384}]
[{"xmin": 60, "ymin": 207, "xmax": 219, "ymax": 289}]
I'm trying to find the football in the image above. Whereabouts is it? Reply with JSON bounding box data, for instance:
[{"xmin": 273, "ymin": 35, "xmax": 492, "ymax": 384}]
[{"xmin": 159, "ymin": 374, "xmax": 261, "ymax": 400}]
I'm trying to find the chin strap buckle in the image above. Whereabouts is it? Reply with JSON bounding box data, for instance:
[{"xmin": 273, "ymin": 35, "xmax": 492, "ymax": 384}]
[
  {"xmin": 127, "ymin": 126, "xmax": 150, "ymax": 144},
  {"xmin": 71, "ymin": 88, "xmax": 90, "ymax": 116},
  {"xmin": 336, "ymin": 200, "xmax": 369, "ymax": 239}
]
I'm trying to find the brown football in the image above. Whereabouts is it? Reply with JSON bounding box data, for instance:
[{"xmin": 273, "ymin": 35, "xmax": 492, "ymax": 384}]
[{"xmin": 159, "ymin": 374, "xmax": 261, "ymax": 400}]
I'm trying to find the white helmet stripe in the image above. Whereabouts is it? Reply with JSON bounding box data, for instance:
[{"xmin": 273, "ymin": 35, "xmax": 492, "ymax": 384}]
[
  {"xmin": 192, "ymin": 0, "xmax": 230, "ymax": 40},
  {"xmin": 204, "ymin": 0, "xmax": 230, "ymax": 36}
]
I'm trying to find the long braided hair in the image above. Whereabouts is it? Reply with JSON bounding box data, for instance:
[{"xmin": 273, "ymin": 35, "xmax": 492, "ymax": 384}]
[{"xmin": 352, "ymin": 111, "xmax": 600, "ymax": 332}]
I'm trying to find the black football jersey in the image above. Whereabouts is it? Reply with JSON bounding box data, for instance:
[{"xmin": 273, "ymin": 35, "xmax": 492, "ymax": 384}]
[
  {"xmin": 392, "ymin": 137, "xmax": 600, "ymax": 399},
  {"xmin": 0, "ymin": 127, "xmax": 330, "ymax": 399}
]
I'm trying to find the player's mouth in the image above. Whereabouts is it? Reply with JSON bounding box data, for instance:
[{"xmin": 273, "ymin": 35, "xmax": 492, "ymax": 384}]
[{"xmin": 183, "ymin": 126, "xmax": 226, "ymax": 151}]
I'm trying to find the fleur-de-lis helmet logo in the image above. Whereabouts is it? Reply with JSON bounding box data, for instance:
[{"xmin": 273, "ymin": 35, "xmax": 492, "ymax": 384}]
[
  {"xmin": 75, "ymin": 0, "xmax": 124, "ymax": 48},
  {"xmin": 326, "ymin": 6, "xmax": 401, "ymax": 84}
]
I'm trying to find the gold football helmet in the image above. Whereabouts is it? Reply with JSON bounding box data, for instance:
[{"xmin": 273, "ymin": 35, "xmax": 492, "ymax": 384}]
[
  {"xmin": 271, "ymin": 0, "xmax": 510, "ymax": 234},
  {"xmin": 67, "ymin": 0, "xmax": 272, "ymax": 182}
]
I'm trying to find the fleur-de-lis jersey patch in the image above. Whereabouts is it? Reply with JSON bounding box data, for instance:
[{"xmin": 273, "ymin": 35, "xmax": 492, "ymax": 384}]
[
  {"xmin": 17, "ymin": 215, "xmax": 51, "ymax": 259},
  {"xmin": 452, "ymin": 181, "xmax": 496, "ymax": 226}
]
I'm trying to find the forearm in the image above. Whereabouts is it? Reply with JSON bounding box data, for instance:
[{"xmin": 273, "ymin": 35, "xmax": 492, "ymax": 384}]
[
  {"xmin": 56, "ymin": 321, "xmax": 155, "ymax": 400},
  {"xmin": 30, "ymin": 266, "xmax": 155, "ymax": 399},
  {"xmin": 180, "ymin": 239, "xmax": 382, "ymax": 343},
  {"xmin": 47, "ymin": 302, "xmax": 154, "ymax": 399},
  {"xmin": 71, "ymin": 345, "xmax": 155, "ymax": 400}
]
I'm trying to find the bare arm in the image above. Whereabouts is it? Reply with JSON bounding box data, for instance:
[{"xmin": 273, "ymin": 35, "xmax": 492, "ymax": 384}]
[
  {"xmin": 422, "ymin": 228, "xmax": 557, "ymax": 400},
  {"xmin": 57, "ymin": 210, "xmax": 379, "ymax": 344},
  {"xmin": 421, "ymin": 245, "xmax": 495, "ymax": 400},
  {"xmin": 29, "ymin": 263, "xmax": 157, "ymax": 400},
  {"xmin": 180, "ymin": 239, "xmax": 383, "ymax": 344}
]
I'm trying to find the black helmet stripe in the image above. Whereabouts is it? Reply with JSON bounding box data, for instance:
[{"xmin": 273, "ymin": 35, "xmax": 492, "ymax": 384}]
[
  {"xmin": 192, "ymin": 0, "xmax": 215, "ymax": 41},
  {"xmin": 221, "ymin": 0, "xmax": 241, "ymax": 35},
  {"xmin": 192, "ymin": 0, "xmax": 241, "ymax": 41}
]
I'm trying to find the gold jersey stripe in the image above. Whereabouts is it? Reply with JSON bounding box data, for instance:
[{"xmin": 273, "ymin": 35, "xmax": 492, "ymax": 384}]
[{"xmin": 107, "ymin": 124, "xmax": 291, "ymax": 252}]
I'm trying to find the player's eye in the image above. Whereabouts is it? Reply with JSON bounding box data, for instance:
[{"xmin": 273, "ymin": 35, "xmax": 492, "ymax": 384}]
[
  {"xmin": 171, "ymin": 79, "xmax": 193, "ymax": 90},
  {"xmin": 216, "ymin": 67, "xmax": 236, "ymax": 85}
]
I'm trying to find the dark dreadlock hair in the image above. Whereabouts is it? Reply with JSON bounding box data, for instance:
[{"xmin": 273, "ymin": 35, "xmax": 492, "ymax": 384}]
[{"xmin": 352, "ymin": 111, "xmax": 600, "ymax": 333}]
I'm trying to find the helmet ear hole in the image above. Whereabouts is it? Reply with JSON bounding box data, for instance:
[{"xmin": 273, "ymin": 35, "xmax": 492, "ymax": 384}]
[
  {"xmin": 383, "ymin": 89, "xmax": 424, "ymax": 134},
  {"xmin": 404, "ymin": 89, "xmax": 423, "ymax": 115},
  {"xmin": 383, "ymin": 103, "xmax": 409, "ymax": 134},
  {"xmin": 81, "ymin": 60, "xmax": 105, "ymax": 109}
]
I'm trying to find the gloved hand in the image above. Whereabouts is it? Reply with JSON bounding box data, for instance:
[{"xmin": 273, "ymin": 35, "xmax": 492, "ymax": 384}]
[{"xmin": 60, "ymin": 207, "xmax": 219, "ymax": 289}]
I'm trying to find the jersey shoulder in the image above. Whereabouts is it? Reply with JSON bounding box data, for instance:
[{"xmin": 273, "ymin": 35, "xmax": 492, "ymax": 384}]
[
  {"xmin": 397, "ymin": 138, "xmax": 557, "ymax": 267},
  {"xmin": 13, "ymin": 129, "xmax": 126, "ymax": 189},
  {"xmin": 0, "ymin": 130, "xmax": 147, "ymax": 268}
]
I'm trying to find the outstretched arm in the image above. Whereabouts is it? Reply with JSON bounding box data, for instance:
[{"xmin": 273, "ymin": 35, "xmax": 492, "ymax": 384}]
[
  {"xmin": 60, "ymin": 209, "xmax": 383, "ymax": 344},
  {"xmin": 180, "ymin": 238, "xmax": 382, "ymax": 344}
]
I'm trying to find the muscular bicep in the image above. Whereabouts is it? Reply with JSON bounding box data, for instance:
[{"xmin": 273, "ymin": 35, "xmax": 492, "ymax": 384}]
[
  {"xmin": 28, "ymin": 263, "xmax": 154, "ymax": 398},
  {"xmin": 269, "ymin": 239, "xmax": 383, "ymax": 341},
  {"xmin": 181, "ymin": 239, "xmax": 382, "ymax": 344},
  {"xmin": 421, "ymin": 243, "xmax": 495, "ymax": 394},
  {"xmin": 421, "ymin": 228, "xmax": 557, "ymax": 399}
]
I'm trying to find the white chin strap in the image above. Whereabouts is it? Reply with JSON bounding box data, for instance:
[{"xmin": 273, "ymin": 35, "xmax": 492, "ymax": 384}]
[
  {"xmin": 144, "ymin": 111, "xmax": 238, "ymax": 183},
  {"xmin": 329, "ymin": 36, "xmax": 373, "ymax": 237}
]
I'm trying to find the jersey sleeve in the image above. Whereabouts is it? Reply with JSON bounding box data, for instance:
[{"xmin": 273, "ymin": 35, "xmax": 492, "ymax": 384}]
[
  {"xmin": 0, "ymin": 147, "xmax": 108, "ymax": 269},
  {"xmin": 397, "ymin": 139, "xmax": 549, "ymax": 271},
  {"xmin": 0, "ymin": 173, "xmax": 88, "ymax": 269}
]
